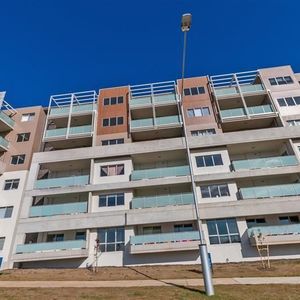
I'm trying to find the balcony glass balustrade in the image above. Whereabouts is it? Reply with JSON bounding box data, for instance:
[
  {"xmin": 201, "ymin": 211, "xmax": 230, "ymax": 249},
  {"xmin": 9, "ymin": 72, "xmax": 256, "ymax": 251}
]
[
  {"xmin": 16, "ymin": 240, "xmax": 86, "ymax": 254},
  {"xmin": 131, "ymin": 165, "xmax": 190, "ymax": 181},
  {"xmin": 0, "ymin": 136, "xmax": 9, "ymax": 150},
  {"xmin": 0, "ymin": 110, "xmax": 15, "ymax": 127},
  {"xmin": 35, "ymin": 175, "xmax": 89, "ymax": 189},
  {"xmin": 220, "ymin": 104, "xmax": 274, "ymax": 119},
  {"xmin": 49, "ymin": 103, "xmax": 95, "ymax": 116},
  {"xmin": 130, "ymin": 93, "xmax": 177, "ymax": 108},
  {"xmin": 44, "ymin": 125, "xmax": 92, "ymax": 139},
  {"xmin": 240, "ymin": 183, "xmax": 300, "ymax": 199},
  {"xmin": 215, "ymin": 84, "xmax": 265, "ymax": 97},
  {"xmin": 232, "ymin": 155, "xmax": 298, "ymax": 171},
  {"xmin": 247, "ymin": 224, "xmax": 300, "ymax": 238},
  {"xmin": 130, "ymin": 115, "xmax": 181, "ymax": 129},
  {"xmin": 29, "ymin": 202, "xmax": 88, "ymax": 217},
  {"xmin": 130, "ymin": 231, "xmax": 200, "ymax": 245},
  {"xmin": 132, "ymin": 192, "xmax": 194, "ymax": 209}
]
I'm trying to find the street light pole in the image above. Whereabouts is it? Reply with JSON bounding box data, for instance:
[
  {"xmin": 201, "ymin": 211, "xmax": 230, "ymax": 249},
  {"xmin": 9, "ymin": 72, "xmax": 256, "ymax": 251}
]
[{"xmin": 179, "ymin": 13, "xmax": 215, "ymax": 296}]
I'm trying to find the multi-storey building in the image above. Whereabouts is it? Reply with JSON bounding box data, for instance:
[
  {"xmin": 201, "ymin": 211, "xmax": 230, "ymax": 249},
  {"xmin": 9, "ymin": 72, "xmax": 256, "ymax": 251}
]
[{"xmin": 1, "ymin": 65, "xmax": 300, "ymax": 270}]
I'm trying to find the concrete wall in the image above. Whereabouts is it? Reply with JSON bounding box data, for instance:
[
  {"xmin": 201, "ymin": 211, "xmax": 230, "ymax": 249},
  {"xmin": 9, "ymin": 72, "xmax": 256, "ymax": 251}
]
[{"xmin": 0, "ymin": 170, "xmax": 28, "ymax": 269}]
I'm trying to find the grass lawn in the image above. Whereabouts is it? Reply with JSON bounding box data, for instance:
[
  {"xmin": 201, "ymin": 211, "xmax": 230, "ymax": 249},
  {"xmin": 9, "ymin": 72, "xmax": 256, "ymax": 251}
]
[
  {"xmin": 0, "ymin": 259, "xmax": 299, "ymax": 281},
  {"xmin": 0, "ymin": 285, "xmax": 299, "ymax": 300}
]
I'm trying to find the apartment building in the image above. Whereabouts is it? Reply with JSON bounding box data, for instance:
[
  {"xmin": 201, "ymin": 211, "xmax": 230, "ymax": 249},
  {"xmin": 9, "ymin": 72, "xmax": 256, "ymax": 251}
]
[
  {"xmin": 0, "ymin": 92, "xmax": 46, "ymax": 269},
  {"xmin": 2, "ymin": 65, "xmax": 300, "ymax": 270}
]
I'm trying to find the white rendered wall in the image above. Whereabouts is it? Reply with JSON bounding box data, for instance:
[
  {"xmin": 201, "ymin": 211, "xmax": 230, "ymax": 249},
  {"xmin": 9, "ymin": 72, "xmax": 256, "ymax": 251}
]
[{"xmin": 0, "ymin": 170, "xmax": 28, "ymax": 269}]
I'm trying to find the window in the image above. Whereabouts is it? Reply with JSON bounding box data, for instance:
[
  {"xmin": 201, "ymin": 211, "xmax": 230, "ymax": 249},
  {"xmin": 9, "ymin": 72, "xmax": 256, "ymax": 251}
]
[
  {"xmin": 246, "ymin": 218, "xmax": 266, "ymax": 228},
  {"xmin": 47, "ymin": 234, "xmax": 64, "ymax": 242},
  {"xmin": 75, "ymin": 232, "xmax": 86, "ymax": 240},
  {"xmin": 100, "ymin": 164, "xmax": 124, "ymax": 176},
  {"xmin": 0, "ymin": 237, "xmax": 5, "ymax": 251},
  {"xmin": 98, "ymin": 227, "xmax": 124, "ymax": 252},
  {"xmin": 17, "ymin": 133, "xmax": 30, "ymax": 142},
  {"xmin": 11, "ymin": 154, "xmax": 25, "ymax": 165},
  {"xmin": 0, "ymin": 206, "xmax": 13, "ymax": 219},
  {"xmin": 287, "ymin": 120, "xmax": 300, "ymax": 126},
  {"xmin": 174, "ymin": 224, "xmax": 193, "ymax": 232},
  {"xmin": 103, "ymin": 96, "xmax": 124, "ymax": 106},
  {"xmin": 187, "ymin": 107, "xmax": 210, "ymax": 117},
  {"xmin": 269, "ymin": 76, "xmax": 293, "ymax": 86},
  {"xmin": 142, "ymin": 226, "xmax": 161, "ymax": 235},
  {"xmin": 184, "ymin": 86, "xmax": 205, "ymax": 96},
  {"xmin": 99, "ymin": 193, "xmax": 125, "ymax": 207},
  {"xmin": 21, "ymin": 113, "xmax": 35, "ymax": 122},
  {"xmin": 3, "ymin": 179, "xmax": 20, "ymax": 190},
  {"xmin": 191, "ymin": 129, "xmax": 216, "ymax": 136},
  {"xmin": 201, "ymin": 184, "xmax": 230, "ymax": 198},
  {"xmin": 277, "ymin": 96, "xmax": 300, "ymax": 107},
  {"xmin": 102, "ymin": 117, "xmax": 124, "ymax": 127},
  {"xmin": 279, "ymin": 216, "xmax": 299, "ymax": 225},
  {"xmin": 102, "ymin": 139, "xmax": 124, "ymax": 146},
  {"xmin": 196, "ymin": 154, "xmax": 223, "ymax": 167},
  {"xmin": 207, "ymin": 218, "xmax": 240, "ymax": 244}
]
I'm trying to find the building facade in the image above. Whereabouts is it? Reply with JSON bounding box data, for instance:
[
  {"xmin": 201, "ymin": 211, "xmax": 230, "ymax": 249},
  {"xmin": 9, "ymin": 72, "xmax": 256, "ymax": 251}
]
[{"xmin": 1, "ymin": 65, "xmax": 300, "ymax": 270}]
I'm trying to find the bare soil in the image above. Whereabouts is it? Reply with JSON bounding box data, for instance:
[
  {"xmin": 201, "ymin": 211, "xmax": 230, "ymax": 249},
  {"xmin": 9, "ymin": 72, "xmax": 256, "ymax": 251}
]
[{"xmin": 0, "ymin": 259, "xmax": 299, "ymax": 281}]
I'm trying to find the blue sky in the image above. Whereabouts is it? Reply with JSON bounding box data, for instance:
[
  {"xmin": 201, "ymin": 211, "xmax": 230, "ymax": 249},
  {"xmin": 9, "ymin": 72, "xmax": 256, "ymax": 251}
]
[{"xmin": 1, "ymin": 0, "xmax": 299, "ymax": 107}]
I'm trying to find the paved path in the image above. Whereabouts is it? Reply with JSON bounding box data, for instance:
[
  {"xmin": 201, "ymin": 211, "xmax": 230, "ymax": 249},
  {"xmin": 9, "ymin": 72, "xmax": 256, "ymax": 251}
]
[{"xmin": 0, "ymin": 277, "xmax": 299, "ymax": 288}]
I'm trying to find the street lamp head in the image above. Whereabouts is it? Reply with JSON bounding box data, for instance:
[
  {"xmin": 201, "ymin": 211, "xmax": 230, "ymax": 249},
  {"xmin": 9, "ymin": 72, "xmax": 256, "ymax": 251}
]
[{"xmin": 181, "ymin": 13, "xmax": 192, "ymax": 32}]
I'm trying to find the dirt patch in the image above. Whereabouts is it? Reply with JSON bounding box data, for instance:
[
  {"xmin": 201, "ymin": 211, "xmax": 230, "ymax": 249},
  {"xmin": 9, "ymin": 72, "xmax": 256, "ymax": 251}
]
[{"xmin": 0, "ymin": 259, "xmax": 299, "ymax": 281}]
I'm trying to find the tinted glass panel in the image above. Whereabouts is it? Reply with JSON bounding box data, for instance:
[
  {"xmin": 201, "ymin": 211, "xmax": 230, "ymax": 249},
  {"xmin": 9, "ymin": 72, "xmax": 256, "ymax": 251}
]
[
  {"xmin": 111, "ymin": 97, "xmax": 117, "ymax": 105},
  {"xmin": 286, "ymin": 97, "xmax": 295, "ymax": 106},
  {"xmin": 213, "ymin": 154, "xmax": 223, "ymax": 166},
  {"xmin": 191, "ymin": 87, "xmax": 198, "ymax": 95},
  {"xmin": 198, "ymin": 86, "xmax": 205, "ymax": 94},
  {"xmin": 110, "ymin": 118, "xmax": 116, "ymax": 126},
  {"xmin": 196, "ymin": 156, "xmax": 204, "ymax": 167},
  {"xmin": 269, "ymin": 78, "xmax": 277, "ymax": 85},
  {"xmin": 103, "ymin": 119, "xmax": 109, "ymax": 126},
  {"xmin": 184, "ymin": 88, "xmax": 191, "ymax": 96},
  {"xmin": 277, "ymin": 98, "xmax": 286, "ymax": 107},
  {"xmin": 204, "ymin": 155, "xmax": 214, "ymax": 166},
  {"xmin": 104, "ymin": 98, "xmax": 109, "ymax": 105}
]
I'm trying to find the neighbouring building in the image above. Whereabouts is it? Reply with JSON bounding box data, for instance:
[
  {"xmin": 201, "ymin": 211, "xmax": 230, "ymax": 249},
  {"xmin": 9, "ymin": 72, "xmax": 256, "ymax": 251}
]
[{"xmin": 1, "ymin": 65, "xmax": 300, "ymax": 270}]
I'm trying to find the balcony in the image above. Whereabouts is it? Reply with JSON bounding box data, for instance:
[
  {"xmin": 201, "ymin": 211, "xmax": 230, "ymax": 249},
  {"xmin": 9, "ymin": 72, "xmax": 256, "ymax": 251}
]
[
  {"xmin": 130, "ymin": 231, "xmax": 200, "ymax": 254},
  {"xmin": 49, "ymin": 103, "xmax": 95, "ymax": 117},
  {"xmin": 29, "ymin": 202, "xmax": 88, "ymax": 217},
  {"xmin": 130, "ymin": 93, "xmax": 177, "ymax": 109},
  {"xmin": 35, "ymin": 175, "xmax": 89, "ymax": 189},
  {"xmin": 214, "ymin": 84, "xmax": 265, "ymax": 98},
  {"xmin": 248, "ymin": 224, "xmax": 300, "ymax": 246},
  {"xmin": 130, "ymin": 115, "xmax": 182, "ymax": 131},
  {"xmin": 131, "ymin": 165, "xmax": 190, "ymax": 181},
  {"xmin": 0, "ymin": 136, "xmax": 9, "ymax": 151},
  {"xmin": 239, "ymin": 183, "xmax": 300, "ymax": 199},
  {"xmin": 232, "ymin": 155, "xmax": 298, "ymax": 171},
  {"xmin": 14, "ymin": 240, "xmax": 88, "ymax": 262},
  {"xmin": 0, "ymin": 110, "xmax": 15, "ymax": 131},
  {"xmin": 44, "ymin": 125, "xmax": 92, "ymax": 140},
  {"xmin": 132, "ymin": 192, "xmax": 194, "ymax": 209},
  {"xmin": 220, "ymin": 104, "xmax": 275, "ymax": 120}
]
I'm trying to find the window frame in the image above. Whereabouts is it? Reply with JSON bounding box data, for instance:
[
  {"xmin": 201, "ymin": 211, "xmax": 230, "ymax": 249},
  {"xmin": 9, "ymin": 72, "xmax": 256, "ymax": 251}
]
[
  {"xmin": 16, "ymin": 132, "xmax": 31, "ymax": 142},
  {"xmin": 196, "ymin": 154, "xmax": 223, "ymax": 168},
  {"xmin": 3, "ymin": 179, "xmax": 20, "ymax": 190},
  {"xmin": 103, "ymin": 96, "xmax": 124, "ymax": 106},
  {"xmin": 200, "ymin": 184, "xmax": 230, "ymax": 198},
  {"xmin": 101, "ymin": 138, "xmax": 124, "ymax": 146},
  {"xmin": 98, "ymin": 227, "xmax": 125, "ymax": 252},
  {"xmin": 191, "ymin": 129, "xmax": 216, "ymax": 136},
  {"xmin": 0, "ymin": 237, "xmax": 5, "ymax": 251},
  {"xmin": 183, "ymin": 86, "xmax": 205, "ymax": 96},
  {"xmin": 21, "ymin": 113, "xmax": 35, "ymax": 122},
  {"xmin": 99, "ymin": 193, "xmax": 125, "ymax": 207},
  {"xmin": 187, "ymin": 107, "xmax": 210, "ymax": 118},
  {"xmin": 207, "ymin": 218, "xmax": 240, "ymax": 245},
  {"xmin": 269, "ymin": 76, "xmax": 294, "ymax": 86},
  {"xmin": 100, "ymin": 164, "xmax": 125, "ymax": 177},
  {"xmin": 11, "ymin": 154, "xmax": 26, "ymax": 165}
]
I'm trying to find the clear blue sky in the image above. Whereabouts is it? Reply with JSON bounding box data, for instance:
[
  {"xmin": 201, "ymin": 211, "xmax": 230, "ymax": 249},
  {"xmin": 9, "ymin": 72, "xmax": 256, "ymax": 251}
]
[{"xmin": 1, "ymin": 0, "xmax": 299, "ymax": 107}]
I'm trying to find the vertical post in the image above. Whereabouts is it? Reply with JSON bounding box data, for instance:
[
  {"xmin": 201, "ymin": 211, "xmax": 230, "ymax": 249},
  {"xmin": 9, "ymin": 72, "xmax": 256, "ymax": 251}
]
[{"xmin": 180, "ymin": 14, "xmax": 214, "ymax": 296}]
